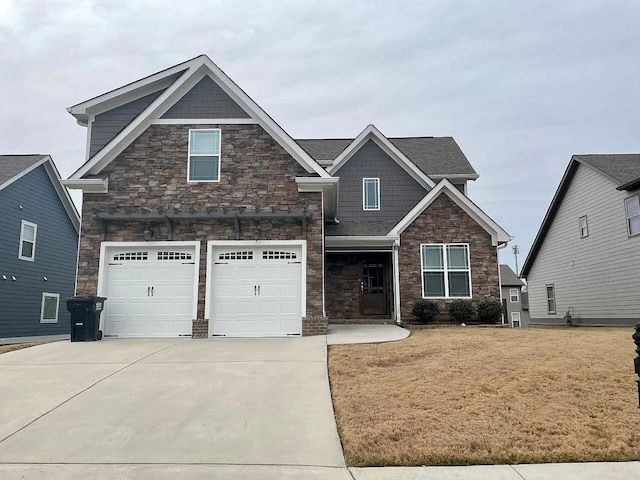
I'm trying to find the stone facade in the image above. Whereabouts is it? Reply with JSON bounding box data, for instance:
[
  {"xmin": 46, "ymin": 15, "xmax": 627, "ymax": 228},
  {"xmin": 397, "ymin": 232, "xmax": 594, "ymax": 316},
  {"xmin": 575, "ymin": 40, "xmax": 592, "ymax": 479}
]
[
  {"xmin": 325, "ymin": 253, "xmax": 392, "ymax": 320},
  {"xmin": 77, "ymin": 123, "xmax": 326, "ymax": 336},
  {"xmin": 398, "ymin": 193, "xmax": 500, "ymax": 322}
]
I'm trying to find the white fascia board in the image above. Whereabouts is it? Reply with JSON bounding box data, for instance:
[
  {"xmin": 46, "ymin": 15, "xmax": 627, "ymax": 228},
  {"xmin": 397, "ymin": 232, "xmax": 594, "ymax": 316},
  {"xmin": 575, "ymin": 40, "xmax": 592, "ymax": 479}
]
[
  {"xmin": 325, "ymin": 235, "xmax": 398, "ymax": 248},
  {"xmin": 0, "ymin": 156, "xmax": 49, "ymax": 192},
  {"xmin": 389, "ymin": 179, "xmax": 511, "ymax": 246},
  {"xmin": 67, "ymin": 56, "xmax": 201, "ymax": 119},
  {"xmin": 42, "ymin": 159, "xmax": 81, "ymax": 233},
  {"xmin": 62, "ymin": 178, "xmax": 109, "ymax": 193},
  {"xmin": 70, "ymin": 55, "xmax": 331, "ymax": 179},
  {"xmin": 296, "ymin": 177, "xmax": 339, "ymax": 218},
  {"xmin": 327, "ymin": 124, "xmax": 435, "ymax": 189},
  {"xmin": 199, "ymin": 57, "xmax": 330, "ymax": 178}
]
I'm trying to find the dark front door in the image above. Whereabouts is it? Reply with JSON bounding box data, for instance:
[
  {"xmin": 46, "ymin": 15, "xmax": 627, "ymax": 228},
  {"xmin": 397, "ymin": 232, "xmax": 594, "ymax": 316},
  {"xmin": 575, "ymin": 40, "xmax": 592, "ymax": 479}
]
[{"xmin": 360, "ymin": 263, "xmax": 387, "ymax": 315}]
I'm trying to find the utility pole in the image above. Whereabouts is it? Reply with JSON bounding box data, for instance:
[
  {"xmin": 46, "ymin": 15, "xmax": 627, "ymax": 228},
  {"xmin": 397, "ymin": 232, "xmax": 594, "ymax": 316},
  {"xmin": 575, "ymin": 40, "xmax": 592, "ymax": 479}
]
[{"xmin": 512, "ymin": 245, "xmax": 520, "ymax": 275}]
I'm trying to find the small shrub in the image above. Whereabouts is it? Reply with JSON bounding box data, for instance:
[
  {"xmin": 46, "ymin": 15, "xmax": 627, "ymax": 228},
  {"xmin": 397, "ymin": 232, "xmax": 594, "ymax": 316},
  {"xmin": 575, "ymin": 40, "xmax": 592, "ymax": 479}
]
[
  {"xmin": 412, "ymin": 300, "xmax": 440, "ymax": 323},
  {"xmin": 447, "ymin": 299, "xmax": 476, "ymax": 324},
  {"xmin": 477, "ymin": 299, "xmax": 503, "ymax": 324}
]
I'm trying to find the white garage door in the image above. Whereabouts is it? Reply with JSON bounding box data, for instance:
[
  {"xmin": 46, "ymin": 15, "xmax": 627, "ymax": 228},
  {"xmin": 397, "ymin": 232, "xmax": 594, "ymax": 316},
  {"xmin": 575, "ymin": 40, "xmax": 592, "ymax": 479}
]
[
  {"xmin": 102, "ymin": 245, "xmax": 197, "ymax": 337},
  {"xmin": 210, "ymin": 245, "xmax": 303, "ymax": 337}
]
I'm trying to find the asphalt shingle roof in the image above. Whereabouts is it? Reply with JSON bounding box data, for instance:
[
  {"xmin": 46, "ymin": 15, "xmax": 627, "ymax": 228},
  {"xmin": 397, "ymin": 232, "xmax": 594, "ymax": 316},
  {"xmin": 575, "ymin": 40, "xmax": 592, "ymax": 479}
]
[
  {"xmin": 574, "ymin": 154, "xmax": 640, "ymax": 187},
  {"xmin": 296, "ymin": 137, "xmax": 477, "ymax": 177},
  {"xmin": 500, "ymin": 264, "xmax": 523, "ymax": 286},
  {"xmin": 0, "ymin": 155, "xmax": 48, "ymax": 185}
]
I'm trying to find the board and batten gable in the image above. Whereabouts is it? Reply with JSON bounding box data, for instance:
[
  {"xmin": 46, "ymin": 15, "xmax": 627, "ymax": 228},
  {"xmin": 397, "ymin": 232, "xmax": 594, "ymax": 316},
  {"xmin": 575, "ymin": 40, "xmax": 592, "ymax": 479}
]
[
  {"xmin": 527, "ymin": 163, "xmax": 640, "ymax": 325},
  {"xmin": 0, "ymin": 165, "xmax": 79, "ymax": 338},
  {"xmin": 333, "ymin": 139, "xmax": 428, "ymax": 223}
]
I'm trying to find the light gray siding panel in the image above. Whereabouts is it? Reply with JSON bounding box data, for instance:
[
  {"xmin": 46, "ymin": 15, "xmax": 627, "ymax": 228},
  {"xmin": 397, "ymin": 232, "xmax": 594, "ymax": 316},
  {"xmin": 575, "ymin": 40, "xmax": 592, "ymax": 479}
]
[
  {"xmin": 89, "ymin": 90, "xmax": 165, "ymax": 157},
  {"xmin": 161, "ymin": 76, "xmax": 250, "ymax": 119},
  {"xmin": 0, "ymin": 166, "xmax": 78, "ymax": 338},
  {"xmin": 334, "ymin": 140, "xmax": 428, "ymax": 223},
  {"xmin": 501, "ymin": 286, "xmax": 530, "ymax": 326},
  {"xmin": 527, "ymin": 164, "xmax": 640, "ymax": 324}
]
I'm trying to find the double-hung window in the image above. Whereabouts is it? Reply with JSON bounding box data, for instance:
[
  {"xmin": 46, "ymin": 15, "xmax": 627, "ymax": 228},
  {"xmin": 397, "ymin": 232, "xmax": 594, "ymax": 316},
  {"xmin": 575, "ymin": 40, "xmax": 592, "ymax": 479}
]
[
  {"xmin": 546, "ymin": 284, "xmax": 556, "ymax": 314},
  {"xmin": 421, "ymin": 243, "xmax": 471, "ymax": 298},
  {"xmin": 509, "ymin": 288, "xmax": 519, "ymax": 302},
  {"xmin": 625, "ymin": 195, "xmax": 640, "ymax": 236},
  {"xmin": 579, "ymin": 215, "xmax": 588, "ymax": 238},
  {"xmin": 363, "ymin": 178, "xmax": 380, "ymax": 210},
  {"xmin": 188, "ymin": 129, "xmax": 221, "ymax": 182},
  {"xmin": 19, "ymin": 220, "xmax": 37, "ymax": 261},
  {"xmin": 511, "ymin": 312, "xmax": 521, "ymax": 328}
]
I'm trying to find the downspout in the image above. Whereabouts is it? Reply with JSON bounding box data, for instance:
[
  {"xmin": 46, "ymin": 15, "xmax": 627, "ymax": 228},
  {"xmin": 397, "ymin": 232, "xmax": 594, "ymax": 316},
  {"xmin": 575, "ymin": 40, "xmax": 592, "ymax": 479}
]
[
  {"xmin": 393, "ymin": 239, "xmax": 402, "ymax": 325},
  {"xmin": 497, "ymin": 241, "xmax": 509, "ymax": 325}
]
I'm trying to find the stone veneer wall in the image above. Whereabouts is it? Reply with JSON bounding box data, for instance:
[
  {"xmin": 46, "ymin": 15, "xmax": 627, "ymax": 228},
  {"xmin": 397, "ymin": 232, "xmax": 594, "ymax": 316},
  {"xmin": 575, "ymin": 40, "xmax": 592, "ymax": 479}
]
[
  {"xmin": 77, "ymin": 123, "xmax": 325, "ymax": 336},
  {"xmin": 398, "ymin": 193, "xmax": 500, "ymax": 322},
  {"xmin": 325, "ymin": 253, "xmax": 392, "ymax": 320}
]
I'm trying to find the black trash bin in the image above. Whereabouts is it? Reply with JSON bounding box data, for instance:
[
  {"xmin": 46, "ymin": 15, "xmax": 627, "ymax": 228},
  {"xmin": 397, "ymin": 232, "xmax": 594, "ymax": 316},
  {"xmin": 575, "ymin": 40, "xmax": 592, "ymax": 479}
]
[{"xmin": 66, "ymin": 296, "xmax": 107, "ymax": 342}]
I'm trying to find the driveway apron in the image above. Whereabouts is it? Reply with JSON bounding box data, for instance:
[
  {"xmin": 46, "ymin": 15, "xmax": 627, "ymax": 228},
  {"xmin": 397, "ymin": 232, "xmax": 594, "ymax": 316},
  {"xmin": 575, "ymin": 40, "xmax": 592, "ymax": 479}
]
[{"xmin": 0, "ymin": 337, "xmax": 345, "ymax": 473}]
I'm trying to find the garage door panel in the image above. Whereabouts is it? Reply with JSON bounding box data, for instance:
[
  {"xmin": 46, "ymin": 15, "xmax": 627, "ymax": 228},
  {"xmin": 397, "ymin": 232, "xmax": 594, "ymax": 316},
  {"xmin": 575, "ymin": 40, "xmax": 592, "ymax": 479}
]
[
  {"xmin": 103, "ymin": 245, "xmax": 197, "ymax": 338},
  {"xmin": 210, "ymin": 245, "xmax": 302, "ymax": 337}
]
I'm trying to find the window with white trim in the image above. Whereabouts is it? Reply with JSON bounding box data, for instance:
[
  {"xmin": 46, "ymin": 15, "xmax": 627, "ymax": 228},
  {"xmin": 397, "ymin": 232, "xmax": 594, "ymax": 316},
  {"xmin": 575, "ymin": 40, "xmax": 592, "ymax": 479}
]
[
  {"xmin": 363, "ymin": 178, "xmax": 380, "ymax": 210},
  {"xmin": 579, "ymin": 215, "xmax": 588, "ymax": 238},
  {"xmin": 546, "ymin": 284, "xmax": 556, "ymax": 314},
  {"xmin": 625, "ymin": 195, "xmax": 640, "ymax": 236},
  {"xmin": 19, "ymin": 220, "xmax": 37, "ymax": 261},
  {"xmin": 511, "ymin": 312, "xmax": 521, "ymax": 328},
  {"xmin": 188, "ymin": 129, "xmax": 221, "ymax": 181},
  {"xmin": 509, "ymin": 288, "xmax": 519, "ymax": 302},
  {"xmin": 421, "ymin": 244, "xmax": 471, "ymax": 298},
  {"xmin": 40, "ymin": 293, "xmax": 59, "ymax": 323}
]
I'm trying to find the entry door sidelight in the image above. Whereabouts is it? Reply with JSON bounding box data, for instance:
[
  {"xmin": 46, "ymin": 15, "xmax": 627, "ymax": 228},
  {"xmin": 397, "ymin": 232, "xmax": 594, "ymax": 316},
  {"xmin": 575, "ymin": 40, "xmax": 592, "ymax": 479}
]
[{"xmin": 360, "ymin": 263, "xmax": 387, "ymax": 315}]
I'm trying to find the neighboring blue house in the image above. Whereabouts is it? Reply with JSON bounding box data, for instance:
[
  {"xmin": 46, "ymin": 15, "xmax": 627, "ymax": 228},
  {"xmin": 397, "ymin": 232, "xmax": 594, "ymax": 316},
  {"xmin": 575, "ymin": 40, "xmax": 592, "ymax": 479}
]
[{"xmin": 0, "ymin": 155, "xmax": 80, "ymax": 339}]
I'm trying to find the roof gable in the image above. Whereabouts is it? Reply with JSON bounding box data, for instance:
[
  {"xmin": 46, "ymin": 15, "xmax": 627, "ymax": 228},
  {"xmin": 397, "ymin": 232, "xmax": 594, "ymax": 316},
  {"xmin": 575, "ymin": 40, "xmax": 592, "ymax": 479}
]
[
  {"xmin": 0, "ymin": 155, "xmax": 80, "ymax": 233},
  {"xmin": 500, "ymin": 264, "xmax": 523, "ymax": 286},
  {"xmin": 521, "ymin": 154, "xmax": 640, "ymax": 277},
  {"xmin": 68, "ymin": 55, "xmax": 330, "ymax": 180},
  {"xmin": 327, "ymin": 125, "xmax": 435, "ymax": 189},
  {"xmin": 388, "ymin": 179, "xmax": 511, "ymax": 246}
]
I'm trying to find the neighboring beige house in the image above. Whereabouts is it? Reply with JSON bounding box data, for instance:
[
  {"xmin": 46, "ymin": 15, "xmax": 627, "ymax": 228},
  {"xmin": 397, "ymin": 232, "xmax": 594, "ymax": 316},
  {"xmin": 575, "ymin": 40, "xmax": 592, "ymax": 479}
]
[
  {"xmin": 499, "ymin": 264, "xmax": 529, "ymax": 327},
  {"xmin": 521, "ymin": 154, "xmax": 640, "ymax": 326}
]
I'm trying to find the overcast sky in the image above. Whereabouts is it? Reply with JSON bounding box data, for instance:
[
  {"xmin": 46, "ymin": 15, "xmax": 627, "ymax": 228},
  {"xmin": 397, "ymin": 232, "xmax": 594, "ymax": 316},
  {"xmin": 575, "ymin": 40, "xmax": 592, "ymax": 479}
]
[{"xmin": 1, "ymin": 0, "xmax": 639, "ymax": 272}]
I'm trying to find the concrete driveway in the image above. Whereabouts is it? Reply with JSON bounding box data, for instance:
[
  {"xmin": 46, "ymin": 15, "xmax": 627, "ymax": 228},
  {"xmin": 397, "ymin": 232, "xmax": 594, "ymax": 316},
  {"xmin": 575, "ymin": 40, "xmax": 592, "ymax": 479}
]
[{"xmin": 0, "ymin": 338, "xmax": 349, "ymax": 479}]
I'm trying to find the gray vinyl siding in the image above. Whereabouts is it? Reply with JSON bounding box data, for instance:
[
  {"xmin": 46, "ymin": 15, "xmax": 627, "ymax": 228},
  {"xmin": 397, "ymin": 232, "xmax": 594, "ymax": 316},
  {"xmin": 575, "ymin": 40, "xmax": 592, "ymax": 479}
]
[
  {"xmin": 0, "ymin": 166, "xmax": 78, "ymax": 338},
  {"xmin": 89, "ymin": 90, "xmax": 165, "ymax": 158},
  {"xmin": 334, "ymin": 140, "xmax": 428, "ymax": 223},
  {"xmin": 161, "ymin": 76, "xmax": 250, "ymax": 119},
  {"xmin": 501, "ymin": 286, "xmax": 530, "ymax": 326},
  {"xmin": 527, "ymin": 164, "xmax": 640, "ymax": 325}
]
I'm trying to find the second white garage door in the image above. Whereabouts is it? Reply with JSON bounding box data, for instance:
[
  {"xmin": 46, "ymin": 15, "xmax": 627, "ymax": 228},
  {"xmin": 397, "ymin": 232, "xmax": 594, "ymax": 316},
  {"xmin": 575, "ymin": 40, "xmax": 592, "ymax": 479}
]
[{"xmin": 208, "ymin": 242, "xmax": 304, "ymax": 337}]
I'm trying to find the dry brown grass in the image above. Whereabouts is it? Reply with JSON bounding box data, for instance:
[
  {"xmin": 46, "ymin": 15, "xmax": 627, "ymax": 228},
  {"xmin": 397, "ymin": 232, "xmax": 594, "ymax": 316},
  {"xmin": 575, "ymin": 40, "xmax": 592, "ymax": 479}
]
[
  {"xmin": 328, "ymin": 327, "xmax": 640, "ymax": 466},
  {"xmin": 0, "ymin": 342, "xmax": 45, "ymax": 355}
]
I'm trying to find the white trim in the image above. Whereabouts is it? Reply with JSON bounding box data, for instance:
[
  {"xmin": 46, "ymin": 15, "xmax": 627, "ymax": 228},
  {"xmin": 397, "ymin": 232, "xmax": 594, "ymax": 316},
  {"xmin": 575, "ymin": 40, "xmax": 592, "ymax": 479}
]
[
  {"xmin": 40, "ymin": 292, "xmax": 60, "ymax": 323},
  {"xmin": 509, "ymin": 288, "xmax": 520, "ymax": 303},
  {"xmin": 62, "ymin": 178, "xmax": 109, "ymax": 193},
  {"xmin": 327, "ymin": 125, "xmax": 435, "ymax": 189},
  {"xmin": 579, "ymin": 215, "xmax": 589, "ymax": 238},
  {"xmin": 18, "ymin": 220, "xmax": 37, "ymax": 261},
  {"xmin": 389, "ymin": 179, "xmax": 512, "ymax": 247},
  {"xmin": 85, "ymin": 114, "xmax": 95, "ymax": 159},
  {"xmin": 545, "ymin": 284, "xmax": 556, "ymax": 314},
  {"xmin": 97, "ymin": 241, "xmax": 201, "ymax": 333},
  {"xmin": 392, "ymin": 243, "xmax": 401, "ymax": 323},
  {"xmin": 420, "ymin": 243, "xmax": 472, "ymax": 299},
  {"xmin": 511, "ymin": 312, "xmax": 521, "ymax": 328},
  {"xmin": 187, "ymin": 128, "xmax": 221, "ymax": 182},
  {"xmin": 363, "ymin": 177, "xmax": 380, "ymax": 211},
  {"xmin": 205, "ymin": 240, "xmax": 307, "ymax": 334},
  {"xmin": 321, "ymin": 190, "xmax": 326, "ymax": 318},
  {"xmin": 152, "ymin": 118, "xmax": 258, "ymax": 125},
  {"xmin": 68, "ymin": 56, "xmax": 331, "ymax": 179}
]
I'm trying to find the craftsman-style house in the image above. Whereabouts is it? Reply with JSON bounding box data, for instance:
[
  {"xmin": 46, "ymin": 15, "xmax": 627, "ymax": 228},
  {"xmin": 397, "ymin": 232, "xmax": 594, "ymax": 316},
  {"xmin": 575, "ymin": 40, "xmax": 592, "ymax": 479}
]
[{"xmin": 63, "ymin": 55, "xmax": 510, "ymax": 338}]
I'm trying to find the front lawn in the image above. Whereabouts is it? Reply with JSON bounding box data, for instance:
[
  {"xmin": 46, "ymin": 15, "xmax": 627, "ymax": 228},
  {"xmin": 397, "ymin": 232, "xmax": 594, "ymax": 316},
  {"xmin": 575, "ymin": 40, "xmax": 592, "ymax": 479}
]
[{"xmin": 328, "ymin": 327, "xmax": 640, "ymax": 466}]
